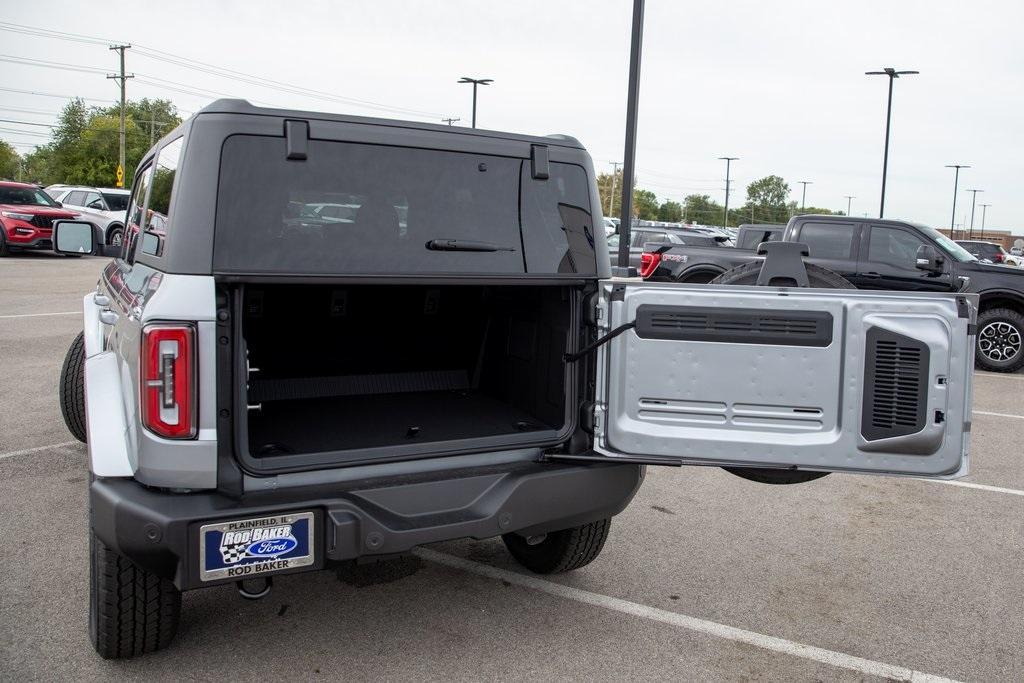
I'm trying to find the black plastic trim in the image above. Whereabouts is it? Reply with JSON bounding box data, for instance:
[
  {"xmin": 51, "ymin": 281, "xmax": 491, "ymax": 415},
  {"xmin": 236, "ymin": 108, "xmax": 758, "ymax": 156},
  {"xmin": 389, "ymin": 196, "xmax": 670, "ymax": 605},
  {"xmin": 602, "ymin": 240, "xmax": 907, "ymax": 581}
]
[
  {"xmin": 530, "ymin": 144, "xmax": 550, "ymax": 179},
  {"xmin": 861, "ymin": 326, "xmax": 929, "ymax": 442},
  {"xmin": 284, "ymin": 120, "xmax": 309, "ymax": 160},
  {"xmin": 634, "ymin": 304, "xmax": 833, "ymax": 347}
]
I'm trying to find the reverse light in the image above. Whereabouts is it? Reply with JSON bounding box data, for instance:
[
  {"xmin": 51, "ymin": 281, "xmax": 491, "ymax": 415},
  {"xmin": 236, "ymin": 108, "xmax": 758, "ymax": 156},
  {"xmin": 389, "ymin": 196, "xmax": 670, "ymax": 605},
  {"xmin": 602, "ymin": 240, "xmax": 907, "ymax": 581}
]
[
  {"xmin": 639, "ymin": 251, "xmax": 662, "ymax": 278},
  {"xmin": 141, "ymin": 324, "xmax": 196, "ymax": 439}
]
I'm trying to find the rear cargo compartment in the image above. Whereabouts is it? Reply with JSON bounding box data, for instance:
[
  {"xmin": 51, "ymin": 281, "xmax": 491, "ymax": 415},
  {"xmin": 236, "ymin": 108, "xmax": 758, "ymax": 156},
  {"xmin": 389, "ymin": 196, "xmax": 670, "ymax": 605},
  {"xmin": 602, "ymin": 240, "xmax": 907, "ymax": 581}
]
[{"xmin": 235, "ymin": 284, "xmax": 579, "ymax": 469}]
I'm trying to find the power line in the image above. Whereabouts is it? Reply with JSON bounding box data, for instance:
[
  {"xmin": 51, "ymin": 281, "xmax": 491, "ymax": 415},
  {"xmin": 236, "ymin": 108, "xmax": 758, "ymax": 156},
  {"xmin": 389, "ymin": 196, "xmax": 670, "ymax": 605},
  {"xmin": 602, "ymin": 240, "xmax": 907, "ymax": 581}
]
[
  {"xmin": 0, "ymin": 21, "xmax": 446, "ymax": 119},
  {"xmin": 0, "ymin": 85, "xmax": 115, "ymax": 103},
  {"xmin": 0, "ymin": 54, "xmax": 109, "ymax": 75}
]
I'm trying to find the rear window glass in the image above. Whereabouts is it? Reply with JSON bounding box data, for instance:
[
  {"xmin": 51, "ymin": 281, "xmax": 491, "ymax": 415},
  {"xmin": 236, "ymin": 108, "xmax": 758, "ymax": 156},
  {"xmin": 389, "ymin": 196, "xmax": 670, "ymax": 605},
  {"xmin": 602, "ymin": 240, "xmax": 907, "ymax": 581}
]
[
  {"xmin": 214, "ymin": 136, "xmax": 536, "ymax": 275},
  {"xmin": 797, "ymin": 222, "xmax": 856, "ymax": 259}
]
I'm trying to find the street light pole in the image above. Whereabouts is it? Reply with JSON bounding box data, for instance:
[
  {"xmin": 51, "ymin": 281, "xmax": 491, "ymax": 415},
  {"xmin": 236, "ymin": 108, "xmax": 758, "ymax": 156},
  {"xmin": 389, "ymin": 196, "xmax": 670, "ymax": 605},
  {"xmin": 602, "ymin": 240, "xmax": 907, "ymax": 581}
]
[
  {"xmin": 845, "ymin": 195, "xmax": 855, "ymax": 216},
  {"xmin": 945, "ymin": 165, "xmax": 970, "ymax": 238},
  {"xmin": 979, "ymin": 203, "xmax": 991, "ymax": 233},
  {"xmin": 607, "ymin": 161, "xmax": 622, "ymax": 218},
  {"xmin": 718, "ymin": 156, "xmax": 738, "ymax": 227},
  {"xmin": 965, "ymin": 189, "xmax": 983, "ymax": 239},
  {"xmin": 458, "ymin": 77, "xmax": 493, "ymax": 128},
  {"xmin": 797, "ymin": 181, "xmax": 812, "ymax": 211},
  {"xmin": 866, "ymin": 67, "xmax": 918, "ymax": 218},
  {"xmin": 616, "ymin": 0, "xmax": 645, "ymax": 272}
]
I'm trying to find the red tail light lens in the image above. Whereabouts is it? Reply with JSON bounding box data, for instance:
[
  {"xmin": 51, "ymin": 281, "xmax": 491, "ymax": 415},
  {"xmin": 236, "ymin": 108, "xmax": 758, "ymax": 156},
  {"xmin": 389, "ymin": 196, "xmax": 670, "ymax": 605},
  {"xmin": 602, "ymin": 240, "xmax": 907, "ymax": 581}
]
[
  {"xmin": 141, "ymin": 324, "xmax": 196, "ymax": 439},
  {"xmin": 639, "ymin": 251, "xmax": 662, "ymax": 278}
]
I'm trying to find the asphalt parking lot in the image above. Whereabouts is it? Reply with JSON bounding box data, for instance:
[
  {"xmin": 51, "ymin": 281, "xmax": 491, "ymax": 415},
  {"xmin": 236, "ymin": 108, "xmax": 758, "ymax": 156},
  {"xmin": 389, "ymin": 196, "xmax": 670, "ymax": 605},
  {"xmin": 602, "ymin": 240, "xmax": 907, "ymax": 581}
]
[{"xmin": 1, "ymin": 253, "xmax": 1021, "ymax": 681}]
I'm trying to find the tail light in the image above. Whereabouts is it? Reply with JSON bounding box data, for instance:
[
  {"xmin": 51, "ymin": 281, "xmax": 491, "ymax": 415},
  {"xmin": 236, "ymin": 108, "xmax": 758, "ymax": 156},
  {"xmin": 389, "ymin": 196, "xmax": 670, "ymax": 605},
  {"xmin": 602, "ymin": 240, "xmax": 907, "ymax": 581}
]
[
  {"xmin": 141, "ymin": 324, "xmax": 196, "ymax": 439},
  {"xmin": 639, "ymin": 251, "xmax": 662, "ymax": 278}
]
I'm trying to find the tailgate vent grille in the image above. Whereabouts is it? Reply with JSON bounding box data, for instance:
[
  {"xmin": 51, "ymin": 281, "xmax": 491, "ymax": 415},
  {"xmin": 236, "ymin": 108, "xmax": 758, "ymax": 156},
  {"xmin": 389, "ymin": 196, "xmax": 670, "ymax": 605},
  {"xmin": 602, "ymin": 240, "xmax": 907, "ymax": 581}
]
[
  {"xmin": 862, "ymin": 328, "xmax": 928, "ymax": 441},
  {"xmin": 635, "ymin": 305, "xmax": 832, "ymax": 347}
]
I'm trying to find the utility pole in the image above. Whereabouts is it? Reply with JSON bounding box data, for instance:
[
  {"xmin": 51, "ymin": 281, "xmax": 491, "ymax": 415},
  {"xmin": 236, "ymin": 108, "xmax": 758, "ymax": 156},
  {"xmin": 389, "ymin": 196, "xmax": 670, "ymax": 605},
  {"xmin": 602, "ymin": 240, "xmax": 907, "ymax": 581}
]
[
  {"xmin": 965, "ymin": 189, "xmax": 983, "ymax": 239},
  {"xmin": 607, "ymin": 161, "xmax": 622, "ymax": 217},
  {"xmin": 945, "ymin": 164, "xmax": 969, "ymax": 236},
  {"xmin": 718, "ymin": 157, "xmax": 738, "ymax": 227},
  {"xmin": 866, "ymin": 67, "xmax": 918, "ymax": 218},
  {"xmin": 616, "ymin": 0, "xmax": 644, "ymax": 272},
  {"xmin": 107, "ymin": 44, "xmax": 133, "ymax": 188},
  {"xmin": 457, "ymin": 77, "xmax": 493, "ymax": 128},
  {"xmin": 441, "ymin": 117, "xmax": 460, "ymax": 126},
  {"xmin": 845, "ymin": 195, "xmax": 855, "ymax": 216},
  {"xmin": 798, "ymin": 181, "xmax": 812, "ymax": 211},
  {"xmin": 979, "ymin": 203, "xmax": 991, "ymax": 233}
]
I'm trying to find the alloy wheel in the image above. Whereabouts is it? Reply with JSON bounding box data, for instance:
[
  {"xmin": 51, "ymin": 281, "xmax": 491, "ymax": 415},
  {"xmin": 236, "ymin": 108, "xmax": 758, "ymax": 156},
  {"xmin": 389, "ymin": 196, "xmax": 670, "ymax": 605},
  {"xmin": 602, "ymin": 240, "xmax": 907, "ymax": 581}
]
[{"xmin": 978, "ymin": 321, "xmax": 1022, "ymax": 363}]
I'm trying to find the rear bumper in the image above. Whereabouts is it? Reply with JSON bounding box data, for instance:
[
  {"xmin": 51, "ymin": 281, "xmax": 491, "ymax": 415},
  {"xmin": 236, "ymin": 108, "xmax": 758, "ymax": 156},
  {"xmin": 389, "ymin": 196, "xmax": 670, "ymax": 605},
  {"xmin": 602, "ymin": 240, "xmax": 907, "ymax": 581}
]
[{"xmin": 91, "ymin": 460, "xmax": 643, "ymax": 591}]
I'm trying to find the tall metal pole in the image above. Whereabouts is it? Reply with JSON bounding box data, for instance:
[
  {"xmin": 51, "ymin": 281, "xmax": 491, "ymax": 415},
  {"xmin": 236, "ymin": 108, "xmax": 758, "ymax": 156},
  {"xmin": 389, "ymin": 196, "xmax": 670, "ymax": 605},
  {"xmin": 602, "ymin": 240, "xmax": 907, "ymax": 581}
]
[
  {"xmin": 798, "ymin": 181, "xmax": 812, "ymax": 211},
  {"xmin": 107, "ymin": 45, "xmax": 133, "ymax": 187},
  {"xmin": 979, "ymin": 203, "xmax": 991, "ymax": 233},
  {"xmin": 719, "ymin": 157, "xmax": 738, "ymax": 227},
  {"xmin": 866, "ymin": 68, "xmax": 918, "ymax": 218},
  {"xmin": 965, "ymin": 189, "xmax": 983, "ymax": 239},
  {"xmin": 607, "ymin": 161, "xmax": 621, "ymax": 217},
  {"xmin": 458, "ymin": 77, "xmax": 493, "ymax": 129},
  {"xmin": 946, "ymin": 164, "xmax": 969, "ymax": 237},
  {"xmin": 845, "ymin": 195, "xmax": 855, "ymax": 216},
  {"xmin": 616, "ymin": 0, "xmax": 645, "ymax": 272}
]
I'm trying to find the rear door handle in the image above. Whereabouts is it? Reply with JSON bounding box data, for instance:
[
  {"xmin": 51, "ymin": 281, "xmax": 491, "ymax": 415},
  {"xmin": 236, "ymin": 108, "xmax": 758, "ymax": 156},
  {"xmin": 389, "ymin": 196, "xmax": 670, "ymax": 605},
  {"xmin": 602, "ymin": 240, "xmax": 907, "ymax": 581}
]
[{"xmin": 99, "ymin": 309, "xmax": 118, "ymax": 325}]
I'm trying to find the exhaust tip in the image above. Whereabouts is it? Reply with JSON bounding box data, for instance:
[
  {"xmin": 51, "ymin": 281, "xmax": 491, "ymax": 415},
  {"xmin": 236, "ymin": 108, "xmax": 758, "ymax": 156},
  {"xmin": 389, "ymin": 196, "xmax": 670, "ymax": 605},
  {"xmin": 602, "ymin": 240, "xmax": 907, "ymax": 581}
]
[{"xmin": 236, "ymin": 576, "xmax": 273, "ymax": 600}]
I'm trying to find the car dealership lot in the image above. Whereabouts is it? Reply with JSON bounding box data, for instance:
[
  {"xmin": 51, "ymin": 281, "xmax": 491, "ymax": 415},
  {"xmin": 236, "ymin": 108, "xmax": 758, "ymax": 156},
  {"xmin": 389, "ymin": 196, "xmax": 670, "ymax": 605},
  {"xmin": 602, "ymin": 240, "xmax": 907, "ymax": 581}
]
[{"xmin": 1, "ymin": 253, "xmax": 1021, "ymax": 681}]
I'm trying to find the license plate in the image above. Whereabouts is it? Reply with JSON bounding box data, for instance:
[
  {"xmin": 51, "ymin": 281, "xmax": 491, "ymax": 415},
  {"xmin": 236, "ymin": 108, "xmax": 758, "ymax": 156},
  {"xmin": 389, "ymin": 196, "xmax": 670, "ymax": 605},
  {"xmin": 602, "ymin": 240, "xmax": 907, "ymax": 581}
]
[{"xmin": 199, "ymin": 512, "xmax": 314, "ymax": 582}]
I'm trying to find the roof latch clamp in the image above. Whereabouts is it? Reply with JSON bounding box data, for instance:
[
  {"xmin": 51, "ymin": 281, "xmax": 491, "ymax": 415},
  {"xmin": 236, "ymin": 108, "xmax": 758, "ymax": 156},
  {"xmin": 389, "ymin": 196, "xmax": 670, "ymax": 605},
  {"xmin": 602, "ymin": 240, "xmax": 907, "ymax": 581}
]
[{"xmin": 755, "ymin": 241, "xmax": 811, "ymax": 287}]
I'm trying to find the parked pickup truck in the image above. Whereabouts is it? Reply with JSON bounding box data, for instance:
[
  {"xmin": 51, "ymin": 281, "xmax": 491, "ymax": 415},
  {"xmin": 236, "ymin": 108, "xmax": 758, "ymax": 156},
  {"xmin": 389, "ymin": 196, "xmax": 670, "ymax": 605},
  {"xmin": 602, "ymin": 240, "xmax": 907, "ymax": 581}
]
[{"xmin": 644, "ymin": 214, "xmax": 1024, "ymax": 372}]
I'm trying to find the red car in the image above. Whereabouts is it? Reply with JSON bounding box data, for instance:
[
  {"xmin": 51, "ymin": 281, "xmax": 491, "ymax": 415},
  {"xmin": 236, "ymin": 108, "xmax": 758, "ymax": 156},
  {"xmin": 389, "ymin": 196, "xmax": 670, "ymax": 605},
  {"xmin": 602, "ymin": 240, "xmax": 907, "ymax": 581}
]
[{"xmin": 0, "ymin": 181, "xmax": 80, "ymax": 256}]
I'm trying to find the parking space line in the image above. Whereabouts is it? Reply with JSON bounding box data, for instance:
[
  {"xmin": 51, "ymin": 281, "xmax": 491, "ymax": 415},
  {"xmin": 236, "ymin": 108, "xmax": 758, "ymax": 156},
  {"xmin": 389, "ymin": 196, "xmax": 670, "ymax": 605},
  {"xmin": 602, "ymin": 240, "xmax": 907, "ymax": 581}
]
[
  {"xmin": 973, "ymin": 410, "xmax": 1024, "ymax": 420},
  {"xmin": 922, "ymin": 479, "xmax": 1024, "ymax": 497},
  {"xmin": 415, "ymin": 548, "xmax": 958, "ymax": 682},
  {"xmin": 0, "ymin": 311, "xmax": 78, "ymax": 319},
  {"xmin": 0, "ymin": 441, "xmax": 79, "ymax": 461}
]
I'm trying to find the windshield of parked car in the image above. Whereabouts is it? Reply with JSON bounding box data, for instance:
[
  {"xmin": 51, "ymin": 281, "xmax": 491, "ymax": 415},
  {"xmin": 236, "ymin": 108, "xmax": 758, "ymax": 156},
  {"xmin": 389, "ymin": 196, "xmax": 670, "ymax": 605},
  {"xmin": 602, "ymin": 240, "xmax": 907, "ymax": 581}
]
[
  {"xmin": 101, "ymin": 192, "xmax": 130, "ymax": 212},
  {"xmin": 0, "ymin": 186, "xmax": 59, "ymax": 207},
  {"xmin": 917, "ymin": 225, "xmax": 975, "ymax": 262}
]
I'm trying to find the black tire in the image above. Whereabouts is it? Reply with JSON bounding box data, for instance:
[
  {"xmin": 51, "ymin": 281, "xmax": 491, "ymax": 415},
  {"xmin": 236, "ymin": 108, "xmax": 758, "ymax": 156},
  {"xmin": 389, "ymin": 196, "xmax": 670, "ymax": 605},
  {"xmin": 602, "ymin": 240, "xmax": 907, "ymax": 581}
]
[
  {"xmin": 59, "ymin": 332, "xmax": 88, "ymax": 443},
  {"xmin": 106, "ymin": 224, "xmax": 124, "ymax": 248},
  {"xmin": 0, "ymin": 230, "xmax": 9, "ymax": 257},
  {"xmin": 709, "ymin": 261, "xmax": 856, "ymax": 485},
  {"xmin": 90, "ymin": 529, "xmax": 181, "ymax": 659},
  {"xmin": 502, "ymin": 519, "xmax": 610, "ymax": 574},
  {"xmin": 975, "ymin": 308, "xmax": 1024, "ymax": 373}
]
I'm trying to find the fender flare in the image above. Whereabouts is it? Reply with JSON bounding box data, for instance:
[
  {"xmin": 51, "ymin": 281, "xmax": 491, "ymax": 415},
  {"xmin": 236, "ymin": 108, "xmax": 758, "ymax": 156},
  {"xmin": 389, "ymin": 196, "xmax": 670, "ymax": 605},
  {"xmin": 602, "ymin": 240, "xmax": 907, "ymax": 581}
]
[
  {"xmin": 84, "ymin": 351, "xmax": 136, "ymax": 477},
  {"xmin": 671, "ymin": 264, "xmax": 726, "ymax": 283},
  {"xmin": 975, "ymin": 288, "xmax": 1024, "ymax": 312}
]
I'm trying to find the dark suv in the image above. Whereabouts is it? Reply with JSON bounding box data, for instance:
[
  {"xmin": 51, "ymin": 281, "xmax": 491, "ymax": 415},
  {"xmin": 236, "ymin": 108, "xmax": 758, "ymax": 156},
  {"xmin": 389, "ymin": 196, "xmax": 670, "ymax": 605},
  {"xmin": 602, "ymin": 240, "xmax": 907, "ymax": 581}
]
[{"xmin": 54, "ymin": 100, "xmax": 976, "ymax": 659}]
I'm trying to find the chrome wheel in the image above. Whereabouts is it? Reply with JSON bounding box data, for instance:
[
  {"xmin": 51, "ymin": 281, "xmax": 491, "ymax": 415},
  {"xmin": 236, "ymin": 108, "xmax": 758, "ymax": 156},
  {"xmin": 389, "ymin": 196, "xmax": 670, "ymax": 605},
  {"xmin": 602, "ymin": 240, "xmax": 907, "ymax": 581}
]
[{"xmin": 978, "ymin": 321, "xmax": 1022, "ymax": 363}]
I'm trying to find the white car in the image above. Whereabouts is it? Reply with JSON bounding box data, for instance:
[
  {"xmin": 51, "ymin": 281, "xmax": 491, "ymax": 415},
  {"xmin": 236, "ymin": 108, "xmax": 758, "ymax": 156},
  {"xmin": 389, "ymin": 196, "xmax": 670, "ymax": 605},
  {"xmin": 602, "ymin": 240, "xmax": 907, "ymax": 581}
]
[{"xmin": 45, "ymin": 185, "xmax": 130, "ymax": 246}]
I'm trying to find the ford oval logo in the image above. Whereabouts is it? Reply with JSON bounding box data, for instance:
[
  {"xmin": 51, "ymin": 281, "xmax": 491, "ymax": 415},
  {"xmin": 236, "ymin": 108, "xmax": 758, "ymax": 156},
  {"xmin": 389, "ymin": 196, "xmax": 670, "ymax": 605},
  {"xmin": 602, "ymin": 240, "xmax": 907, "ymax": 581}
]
[{"xmin": 245, "ymin": 536, "xmax": 298, "ymax": 558}]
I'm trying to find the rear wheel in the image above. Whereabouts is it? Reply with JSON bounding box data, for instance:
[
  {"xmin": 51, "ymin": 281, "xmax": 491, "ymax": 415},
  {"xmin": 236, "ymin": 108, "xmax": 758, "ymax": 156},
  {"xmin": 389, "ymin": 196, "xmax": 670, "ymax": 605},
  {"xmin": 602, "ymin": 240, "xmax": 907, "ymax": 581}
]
[
  {"xmin": 0, "ymin": 231, "xmax": 9, "ymax": 257},
  {"xmin": 106, "ymin": 224, "xmax": 124, "ymax": 248},
  {"xmin": 709, "ymin": 261, "xmax": 856, "ymax": 485},
  {"xmin": 503, "ymin": 519, "xmax": 611, "ymax": 574},
  {"xmin": 975, "ymin": 308, "xmax": 1024, "ymax": 373},
  {"xmin": 90, "ymin": 529, "xmax": 181, "ymax": 659},
  {"xmin": 59, "ymin": 332, "xmax": 87, "ymax": 443}
]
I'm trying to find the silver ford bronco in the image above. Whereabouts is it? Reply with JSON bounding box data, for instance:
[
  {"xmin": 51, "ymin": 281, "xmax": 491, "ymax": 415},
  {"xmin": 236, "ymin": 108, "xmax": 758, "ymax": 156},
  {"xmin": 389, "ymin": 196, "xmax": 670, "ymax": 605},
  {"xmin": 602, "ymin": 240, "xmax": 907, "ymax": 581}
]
[{"xmin": 54, "ymin": 100, "xmax": 977, "ymax": 659}]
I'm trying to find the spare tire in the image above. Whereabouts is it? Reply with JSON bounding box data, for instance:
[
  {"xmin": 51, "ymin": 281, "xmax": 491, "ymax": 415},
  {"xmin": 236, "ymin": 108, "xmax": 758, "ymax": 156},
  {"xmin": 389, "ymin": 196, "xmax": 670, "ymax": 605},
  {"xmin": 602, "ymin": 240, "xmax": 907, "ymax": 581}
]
[{"xmin": 709, "ymin": 261, "xmax": 855, "ymax": 485}]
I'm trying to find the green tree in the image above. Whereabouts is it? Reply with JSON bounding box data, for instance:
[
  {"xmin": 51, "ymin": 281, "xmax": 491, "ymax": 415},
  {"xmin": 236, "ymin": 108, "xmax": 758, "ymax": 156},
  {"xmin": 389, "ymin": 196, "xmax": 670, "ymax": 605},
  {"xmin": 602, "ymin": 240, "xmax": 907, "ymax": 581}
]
[
  {"xmin": 596, "ymin": 168, "xmax": 624, "ymax": 217},
  {"xmin": 633, "ymin": 189, "xmax": 659, "ymax": 220},
  {"xmin": 658, "ymin": 200, "xmax": 682, "ymax": 222},
  {"xmin": 682, "ymin": 194, "xmax": 724, "ymax": 224},
  {"xmin": 745, "ymin": 175, "xmax": 791, "ymax": 224},
  {"xmin": 0, "ymin": 141, "xmax": 20, "ymax": 179}
]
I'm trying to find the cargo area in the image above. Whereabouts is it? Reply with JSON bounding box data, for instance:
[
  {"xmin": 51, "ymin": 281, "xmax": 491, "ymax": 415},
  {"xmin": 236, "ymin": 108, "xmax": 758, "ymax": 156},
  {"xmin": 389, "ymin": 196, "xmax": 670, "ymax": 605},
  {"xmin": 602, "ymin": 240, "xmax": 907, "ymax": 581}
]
[{"xmin": 236, "ymin": 284, "xmax": 578, "ymax": 467}]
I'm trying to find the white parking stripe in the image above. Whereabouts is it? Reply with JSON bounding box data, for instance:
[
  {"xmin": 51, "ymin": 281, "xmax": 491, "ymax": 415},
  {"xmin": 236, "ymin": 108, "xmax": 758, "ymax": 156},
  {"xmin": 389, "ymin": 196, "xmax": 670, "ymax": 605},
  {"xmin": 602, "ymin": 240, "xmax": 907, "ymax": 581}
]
[
  {"xmin": 0, "ymin": 441, "xmax": 79, "ymax": 461},
  {"xmin": 922, "ymin": 479, "xmax": 1024, "ymax": 497},
  {"xmin": 0, "ymin": 311, "xmax": 78, "ymax": 319},
  {"xmin": 416, "ymin": 548, "xmax": 957, "ymax": 682},
  {"xmin": 973, "ymin": 410, "xmax": 1024, "ymax": 420}
]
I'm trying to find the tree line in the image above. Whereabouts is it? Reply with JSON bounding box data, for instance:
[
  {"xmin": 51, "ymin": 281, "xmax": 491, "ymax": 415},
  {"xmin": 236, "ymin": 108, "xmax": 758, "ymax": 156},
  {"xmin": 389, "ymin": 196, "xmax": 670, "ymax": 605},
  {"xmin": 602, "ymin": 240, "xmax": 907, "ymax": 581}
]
[
  {"xmin": 597, "ymin": 169, "xmax": 841, "ymax": 226},
  {"xmin": 0, "ymin": 98, "xmax": 183, "ymax": 187}
]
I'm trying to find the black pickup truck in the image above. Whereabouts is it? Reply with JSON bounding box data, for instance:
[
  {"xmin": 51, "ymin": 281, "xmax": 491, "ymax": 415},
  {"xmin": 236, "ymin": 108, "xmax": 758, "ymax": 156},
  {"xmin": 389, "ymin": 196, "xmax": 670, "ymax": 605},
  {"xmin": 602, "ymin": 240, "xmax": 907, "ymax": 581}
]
[{"xmin": 644, "ymin": 214, "xmax": 1024, "ymax": 372}]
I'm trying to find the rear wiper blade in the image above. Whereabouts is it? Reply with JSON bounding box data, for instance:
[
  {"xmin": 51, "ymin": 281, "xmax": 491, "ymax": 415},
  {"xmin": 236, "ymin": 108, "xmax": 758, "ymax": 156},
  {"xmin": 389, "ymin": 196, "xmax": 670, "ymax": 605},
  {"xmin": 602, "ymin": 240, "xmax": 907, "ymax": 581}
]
[{"xmin": 425, "ymin": 239, "xmax": 515, "ymax": 252}]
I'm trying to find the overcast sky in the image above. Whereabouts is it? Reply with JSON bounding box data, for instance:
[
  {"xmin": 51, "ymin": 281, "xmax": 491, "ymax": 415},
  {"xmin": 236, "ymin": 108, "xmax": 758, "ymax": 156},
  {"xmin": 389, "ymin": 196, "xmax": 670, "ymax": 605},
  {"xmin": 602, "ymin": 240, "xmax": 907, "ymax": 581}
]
[{"xmin": 2, "ymin": 0, "xmax": 1021, "ymax": 229}]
